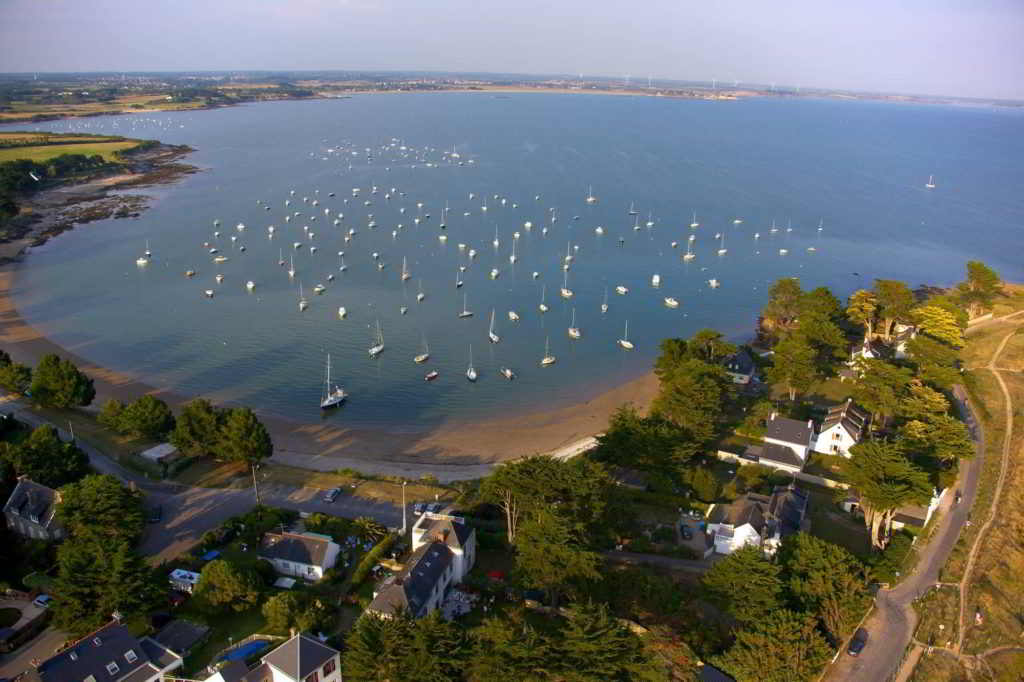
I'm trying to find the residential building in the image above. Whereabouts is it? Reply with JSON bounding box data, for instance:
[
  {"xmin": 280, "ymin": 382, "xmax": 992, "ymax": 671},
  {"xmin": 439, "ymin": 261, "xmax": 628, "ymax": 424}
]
[
  {"xmin": 152, "ymin": 620, "xmax": 209, "ymax": 657},
  {"xmin": 168, "ymin": 568, "xmax": 201, "ymax": 594},
  {"xmin": 706, "ymin": 485, "xmax": 810, "ymax": 555},
  {"xmin": 847, "ymin": 337, "xmax": 889, "ymax": 365},
  {"xmin": 368, "ymin": 512, "xmax": 476, "ymax": 619},
  {"xmin": 842, "ymin": 488, "xmax": 946, "ymax": 531},
  {"xmin": 761, "ymin": 412, "xmax": 814, "ymax": 466},
  {"xmin": 722, "ymin": 349, "xmax": 756, "ymax": 385},
  {"xmin": 813, "ymin": 399, "xmax": 870, "ymax": 457},
  {"xmin": 892, "ymin": 324, "xmax": 918, "ymax": 360},
  {"xmin": 202, "ymin": 633, "xmax": 340, "ymax": 682},
  {"xmin": 24, "ymin": 620, "xmax": 182, "ymax": 682},
  {"xmin": 259, "ymin": 531, "xmax": 340, "ymax": 582},
  {"xmin": 3, "ymin": 477, "xmax": 64, "ymax": 541},
  {"xmin": 739, "ymin": 442, "xmax": 806, "ymax": 474}
]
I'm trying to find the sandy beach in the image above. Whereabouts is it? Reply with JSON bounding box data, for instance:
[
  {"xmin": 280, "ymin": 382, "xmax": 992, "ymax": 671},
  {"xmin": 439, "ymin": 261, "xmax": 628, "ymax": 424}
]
[{"xmin": 0, "ymin": 257, "xmax": 657, "ymax": 479}]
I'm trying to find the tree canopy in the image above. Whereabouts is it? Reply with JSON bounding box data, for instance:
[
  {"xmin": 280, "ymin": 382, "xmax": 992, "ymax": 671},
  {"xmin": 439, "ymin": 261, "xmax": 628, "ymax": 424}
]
[
  {"xmin": 514, "ymin": 509, "xmax": 601, "ymax": 608},
  {"xmin": 872, "ymin": 280, "xmax": 915, "ymax": 340},
  {"xmin": 591, "ymin": 405, "xmax": 699, "ymax": 476},
  {"xmin": 344, "ymin": 610, "xmax": 469, "ymax": 682},
  {"xmin": 28, "ymin": 353, "xmax": 95, "ymax": 408},
  {"xmin": 170, "ymin": 398, "xmax": 223, "ymax": 456},
  {"xmin": 211, "ymin": 407, "xmax": 273, "ymax": 464},
  {"xmin": 956, "ymin": 261, "xmax": 1001, "ymax": 318},
  {"xmin": 0, "ymin": 351, "xmax": 31, "ymax": 394},
  {"xmin": 55, "ymin": 474, "xmax": 144, "ymax": 544},
  {"xmin": 714, "ymin": 609, "xmax": 832, "ymax": 682},
  {"xmin": 0, "ymin": 424, "xmax": 89, "ymax": 488},
  {"xmin": 851, "ymin": 358, "xmax": 913, "ymax": 425},
  {"xmin": 193, "ymin": 558, "xmax": 262, "ymax": 612},
  {"xmin": 766, "ymin": 333, "xmax": 818, "ymax": 401},
  {"xmin": 701, "ymin": 545, "xmax": 784, "ymax": 625}
]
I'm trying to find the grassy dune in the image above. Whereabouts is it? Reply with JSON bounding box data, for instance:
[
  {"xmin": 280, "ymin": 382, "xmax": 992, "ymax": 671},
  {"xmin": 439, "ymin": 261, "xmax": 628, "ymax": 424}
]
[{"xmin": 0, "ymin": 139, "xmax": 140, "ymax": 163}]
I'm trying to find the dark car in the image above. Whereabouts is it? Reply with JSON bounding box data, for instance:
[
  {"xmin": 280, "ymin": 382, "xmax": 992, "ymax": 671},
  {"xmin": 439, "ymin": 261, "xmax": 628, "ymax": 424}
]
[
  {"xmin": 847, "ymin": 628, "xmax": 869, "ymax": 656},
  {"xmin": 147, "ymin": 505, "xmax": 163, "ymax": 523},
  {"xmin": 323, "ymin": 488, "xmax": 341, "ymax": 503}
]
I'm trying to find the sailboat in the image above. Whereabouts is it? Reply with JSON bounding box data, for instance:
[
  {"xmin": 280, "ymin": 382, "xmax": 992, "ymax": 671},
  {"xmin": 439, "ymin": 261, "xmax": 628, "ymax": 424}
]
[
  {"xmin": 440, "ymin": 201, "xmax": 448, "ymax": 229},
  {"xmin": 618, "ymin": 320, "xmax": 634, "ymax": 350},
  {"xmin": 492, "ymin": 227, "xmax": 499, "ymax": 249},
  {"xmin": 586, "ymin": 185, "xmax": 598, "ymax": 204},
  {"xmin": 456, "ymin": 269, "xmax": 464, "ymax": 288},
  {"xmin": 401, "ymin": 257, "xmax": 411, "ymax": 281},
  {"xmin": 633, "ymin": 215, "xmax": 641, "ymax": 232},
  {"xmin": 560, "ymin": 270, "xmax": 574, "ymax": 299},
  {"xmin": 564, "ymin": 241, "xmax": 573, "ymax": 263},
  {"xmin": 925, "ymin": 174, "xmax": 936, "ymax": 189},
  {"xmin": 717, "ymin": 232, "xmax": 728, "ymax": 256},
  {"xmin": 646, "ymin": 211, "xmax": 655, "ymax": 228},
  {"xmin": 368, "ymin": 320, "xmax": 384, "ymax": 356},
  {"xmin": 500, "ymin": 366, "xmax": 516, "ymax": 380},
  {"xmin": 651, "ymin": 274, "xmax": 661, "ymax": 287},
  {"xmin": 144, "ymin": 240, "xmax": 152, "ymax": 257},
  {"xmin": 664, "ymin": 297, "xmax": 680, "ymax": 308},
  {"xmin": 320, "ymin": 354, "xmax": 347, "ymax": 409},
  {"xmin": 540, "ymin": 336, "xmax": 556, "ymax": 366},
  {"xmin": 539, "ymin": 284, "xmax": 549, "ymax": 313},
  {"xmin": 568, "ymin": 308, "xmax": 581, "ymax": 339},
  {"xmin": 339, "ymin": 254, "xmax": 347, "ymax": 272},
  {"xmin": 466, "ymin": 345, "xmax": 477, "ymax": 382},
  {"xmin": 628, "ymin": 201, "xmax": 638, "ymax": 216},
  {"xmin": 689, "ymin": 211, "xmax": 699, "ymax": 228},
  {"xmin": 509, "ymin": 239, "xmax": 517, "ymax": 264},
  {"xmin": 601, "ymin": 287, "xmax": 609, "ymax": 314},
  {"xmin": 288, "ymin": 254, "xmax": 296, "ymax": 278},
  {"xmin": 414, "ymin": 336, "xmax": 430, "ymax": 363},
  {"xmin": 458, "ymin": 292, "xmax": 473, "ymax": 318},
  {"xmin": 683, "ymin": 240, "xmax": 696, "ymax": 261},
  {"xmin": 298, "ymin": 283, "xmax": 308, "ymax": 311},
  {"xmin": 488, "ymin": 309, "xmax": 500, "ymax": 343},
  {"xmin": 508, "ymin": 310, "xmax": 520, "ymax": 322}
]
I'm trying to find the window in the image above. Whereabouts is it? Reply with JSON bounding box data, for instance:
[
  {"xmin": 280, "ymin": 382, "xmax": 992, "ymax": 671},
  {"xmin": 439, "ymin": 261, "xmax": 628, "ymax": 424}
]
[
  {"xmin": 323, "ymin": 658, "xmax": 337, "ymax": 676},
  {"xmin": 106, "ymin": 662, "xmax": 120, "ymax": 675},
  {"xmin": 93, "ymin": 637, "xmax": 103, "ymax": 647},
  {"xmin": 124, "ymin": 649, "xmax": 138, "ymax": 663},
  {"xmin": 305, "ymin": 672, "xmax": 319, "ymax": 682}
]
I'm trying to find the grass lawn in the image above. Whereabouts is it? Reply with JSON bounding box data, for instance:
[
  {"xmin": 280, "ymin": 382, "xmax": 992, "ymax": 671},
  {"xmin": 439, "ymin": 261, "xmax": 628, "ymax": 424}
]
[
  {"xmin": 804, "ymin": 452, "xmax": 847, "ymax": 480},
  {"xmin": 175, "ymin": 458, "xmax": 456, "ymax": 506},
  {"xmin": 908, "ymin": 650, "xmax": 967, "ymax": 682},
  {"xmin": 0, "ymin": 608, "xmax": 21, "ymax": 627},
  {"xmin": 178, "ymin": 606, "xmax": 271, "ymax": 675},
  {"xmin": 0, "ymin": 140, "xmax": 140, "ymax": 163},
  {"xmin": 913, "ymin": 585, "xmax": 961, "ymax": 649}
]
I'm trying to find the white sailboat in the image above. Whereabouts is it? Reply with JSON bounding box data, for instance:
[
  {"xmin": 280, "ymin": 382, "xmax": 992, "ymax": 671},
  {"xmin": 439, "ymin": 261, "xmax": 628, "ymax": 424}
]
[
  {"xmin": 509, "ymin": 238, "xmax": 517, "ymax": 264},
  {"xmin": 628, "ymin": 201, "xmax": 638, "ymax": 215},
  {"xmin": 298, "ymin": 283, "xmax": 308, "ymax": 311},
  {"xmin": 401, "ymin": 257, "xmax": 411, "ymax": 281},
  {"xmin": 564, "ymin": 241, "xmax": 573, "ymax": 263},
  {"xmin": 416, "ymin": 279, "xmax": 426, "ymax": 302},
  {"xmin": 500, "ymin": 366, "xmax": 516, "ymax": 380},
  {"xmin": 488, "ymin": 309, "xmax": 500, "ymax": 344},
  {"xmin": 568, "ymin": 308, "xmax": 581, "ymax": 339},
  {"xmin": 414, "ymin": 336, "xmax": 430, "ymax": 363},
  {"xmin": 492, "ymin": 226, "xmax": 499, "ymax": 249},
  {"xmin": 320, "ymin": 354, "xmax": 347, "ymax": 409},
  {"xmin": 586, "ymin": 185, "xmax": 598, "ymax": 204},
  {"xmin": 539, "ymin": 284, "xmax": 549, "ymax": 313},
  {"xmin": 508, "ymin": 310, "xmax": 520, "ymax": 322},
  {"xmin": 560, "ymin": 270, "xmax": 574, "ymax": 299},
  {"xmin": 717, "ymin": 232, "xmax": 728, "ymax": 256},
  {"xmin": 683, "ymin": 240, "xmax": 696, "ymax": 261},
  {"xmin": 616, "ymin": 285, "xmax": 629, "ymax": 295},
  {"xmin": 618, "ymin": 320, "xmax": 634, "ymax": 350},
  {"xmin": 288, "ymin": 254, "xmax": 296, "ymax": 278},
  {"xmin": 144, "ymin": 240, "xmax": 151, "ymax": 257},
  {"xmin": 368, "ymin": 320, "xmax": 384, "ymax": 356},
  {"xmin": 651, "ymin": 273, "xmax": 661, "ymax": 287},
  {"xmin": 689, "ymin": 211, "xmax": 699, "ymax": 228},
  {"xmin": 708, "ymin": 278, "xmax": 721, "ymax": 289},
  {"xmin": 278, "ymin": 248, "xmax": 285, "ymax": 266},
  {"xmin": 456, "ymin": 269, "xmax": 464, "ymax": 289},
  {"xmin": 458, "ymin": 292, "xmax": 473, "ymax": 318},
  {"xmin": 540, "ymin": 336, "xmax": 556, "ymax": 366},
  {"xmin": 925, "ymin": 174, "xmax": 936, "ymax": 189},
  {"xmin": 664, "ymin": 297, "xmax": 679, "ymax": 308},
  {"xmin": 466, "ymin": 345, "xmax": 477, "ymax": 382},
  {"xmin": 601, "ymin": 287, "xmax": 609, "ymax": 314}
]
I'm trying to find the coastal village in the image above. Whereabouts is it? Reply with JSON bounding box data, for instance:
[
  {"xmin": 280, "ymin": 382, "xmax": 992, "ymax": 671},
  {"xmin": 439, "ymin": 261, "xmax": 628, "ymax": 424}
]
[{"xmin": 1, "ymin": 222, "xmax": 1018, "ymax": 681}]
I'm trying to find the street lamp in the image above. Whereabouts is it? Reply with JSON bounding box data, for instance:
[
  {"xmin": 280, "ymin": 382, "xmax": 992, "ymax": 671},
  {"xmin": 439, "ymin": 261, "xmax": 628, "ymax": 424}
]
[{"xmin": 401, "ymin": 480, "xmax": 408, "ymax": 536}]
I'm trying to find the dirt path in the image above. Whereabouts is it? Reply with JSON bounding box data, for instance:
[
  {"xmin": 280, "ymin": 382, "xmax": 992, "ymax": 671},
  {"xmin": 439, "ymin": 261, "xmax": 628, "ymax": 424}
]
[{"xmin": 954, "ymin": 327, "xmax": 1017, "ymax": 653}]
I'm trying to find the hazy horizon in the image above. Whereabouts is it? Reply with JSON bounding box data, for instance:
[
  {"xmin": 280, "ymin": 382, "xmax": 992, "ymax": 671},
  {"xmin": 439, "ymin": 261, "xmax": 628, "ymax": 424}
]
[{"xmin": 2, "ymin": 0, "xmax": 1022, "ymax": 101}]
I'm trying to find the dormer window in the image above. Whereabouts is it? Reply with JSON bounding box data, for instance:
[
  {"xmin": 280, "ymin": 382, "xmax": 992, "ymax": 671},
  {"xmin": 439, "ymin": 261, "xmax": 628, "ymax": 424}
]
[
  {"xmin": 106, "ymin": 661, "xmax": 120, "ymax": 675},
  {"xmin": 124, "ymin": 649, "xmax": 138, "ymax": 663},
  {"xmin": 69, "ymin": 651, "xmax": 79, "ymax": 661},
  {"xmin": 93, "ymin": 637, "xmax": 102, "ymax": 646}
]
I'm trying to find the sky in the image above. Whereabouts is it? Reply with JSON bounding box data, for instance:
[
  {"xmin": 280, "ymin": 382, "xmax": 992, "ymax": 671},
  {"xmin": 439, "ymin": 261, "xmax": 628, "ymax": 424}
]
[{"xmin": 2, "ymin": 0, "xmax": 1023, "ymax": 100}]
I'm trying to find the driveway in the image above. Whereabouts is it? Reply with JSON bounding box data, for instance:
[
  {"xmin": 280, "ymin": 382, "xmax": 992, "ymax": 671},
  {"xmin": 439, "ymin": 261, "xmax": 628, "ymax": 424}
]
[{"xmin": 825, "ymin": 385, "xmax": 984, "ymax": 681}]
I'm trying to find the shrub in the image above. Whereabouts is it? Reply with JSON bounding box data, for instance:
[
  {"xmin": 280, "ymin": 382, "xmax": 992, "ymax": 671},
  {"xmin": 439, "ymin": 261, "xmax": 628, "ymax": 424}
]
[{"xmin": 348, "ymin": 534, "xmax": 398, "ymax": 591}]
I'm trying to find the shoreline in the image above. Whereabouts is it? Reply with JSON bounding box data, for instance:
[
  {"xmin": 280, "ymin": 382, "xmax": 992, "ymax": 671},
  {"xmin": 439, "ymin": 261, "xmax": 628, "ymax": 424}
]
[{"xmin": 0, "ymin": 261, "xmax": 657, "ymax": 480}]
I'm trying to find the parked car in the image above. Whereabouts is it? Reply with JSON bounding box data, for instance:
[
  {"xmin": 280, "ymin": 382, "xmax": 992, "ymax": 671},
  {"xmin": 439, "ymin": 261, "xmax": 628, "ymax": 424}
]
[
  {"xmin": 847, "ymin": 628, "xmax": 869, "ymax": 656},
  {"xmin": 427, "ymin": 502, "xmax": 443, "ymax": 513},
  {"xmin": 147, "ymin": 505, "xmax": 163, "ymax": 523},
  {"xmin": 32, "ymin": 594, "xmax": 53, "ymax": 609},
  {"xmin": 413, "ymin": 503, "xmax": 425, "ymax": 515},
  {"xmin": 323, "ymin": 488, "xmax": 341, "ymax": 503}
]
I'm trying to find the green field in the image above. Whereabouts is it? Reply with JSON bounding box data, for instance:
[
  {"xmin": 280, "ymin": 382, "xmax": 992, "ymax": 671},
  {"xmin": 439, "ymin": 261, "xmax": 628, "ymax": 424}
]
[{"xmin": 0, "ymin": 140, "xmax": 140, "ymax": 163}]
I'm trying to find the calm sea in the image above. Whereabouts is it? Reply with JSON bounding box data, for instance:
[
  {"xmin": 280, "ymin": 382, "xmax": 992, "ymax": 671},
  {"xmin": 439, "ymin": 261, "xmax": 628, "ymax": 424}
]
[{"xmin": 6, "ymin": 94, "xmax": 1024, "ymax": 428}]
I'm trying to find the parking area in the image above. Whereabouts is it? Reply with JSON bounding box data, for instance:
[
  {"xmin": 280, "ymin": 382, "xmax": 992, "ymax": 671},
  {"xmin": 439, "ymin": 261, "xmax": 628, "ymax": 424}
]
[{"xmin": 679, "ymin": 515, "xmax": 714, "ymax": 558}]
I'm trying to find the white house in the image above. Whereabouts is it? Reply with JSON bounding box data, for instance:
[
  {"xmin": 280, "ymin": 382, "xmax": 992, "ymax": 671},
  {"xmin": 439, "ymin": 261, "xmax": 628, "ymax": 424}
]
[
  {"xmin": 813, "ymin": 399, "xmax": 870, "ymax": 457},
  {"xmin": 259, "ymin": 531, "xmax": 340, "ymax": 582},
  {"xmin": 168, "ymin": 568, "xmax": 201, "ymax": 594},
  {"xmin": 764, "ymin": 413, "xmax": 814, "ymax": 462},
  {"xmin": 203, "ymin": 633, "xmax": 341, "ymax": 682},
  {"xmin": 368, "ymin": 513, "xmax": 476, "ymax": 619},
  {"xmin": 847, "ymin": 337, "xmax": 888, "ymax": 365},
  {"xmin": 892, "ymin": 323, "xmax": 918, "ymax": 360},
  {"xmin": 26, "ymin": 620, "xmax": 182, "ymax": 682},
  {"xmin": 706, "ymin": 485, "xmax": 810, "ymax": 556}
]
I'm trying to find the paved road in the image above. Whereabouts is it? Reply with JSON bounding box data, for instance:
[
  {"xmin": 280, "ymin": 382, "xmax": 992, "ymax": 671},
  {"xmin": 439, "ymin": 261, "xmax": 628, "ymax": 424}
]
[{"xmin": 826, "ymin": 385, "xmax": 985, "ymax": 681}]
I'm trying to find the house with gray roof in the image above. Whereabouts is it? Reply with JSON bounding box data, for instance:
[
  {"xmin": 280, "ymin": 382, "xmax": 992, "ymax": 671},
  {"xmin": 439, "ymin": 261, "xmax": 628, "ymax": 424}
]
[
  {"xmin": 3, "ymin": 477, "xmax": 64, "ymax": 541},
  {"xmin": 201, "ymin": 633, "xmax": 340, "ymax": 682},
  {"xmin": 814, "ymin": 399, "xmax": 870, "ymax": 457},
  {"xmin": 259, "ymin": 531, "xmax": 340, "ymax": 582},
  {"xmin": 707, "ymin": 485, "xmax": 809, "ymax": 555},
  {"xmin": 722, "ymin": 349, "xmax": 756, "ymax": 384},
  {"xmin": 23, "ymin": 620, "xmax": 182, "ymax": 682},
  {"xmin": 368, "ymin": 512, "xmax": 476, "ymax": 619}
]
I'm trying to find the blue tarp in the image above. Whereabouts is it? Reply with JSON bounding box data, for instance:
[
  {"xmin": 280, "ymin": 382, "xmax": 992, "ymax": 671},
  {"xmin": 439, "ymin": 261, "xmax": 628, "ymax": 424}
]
[{"xmin": 202, "ymin": 550, "xmax": 221, "ymax": 561}]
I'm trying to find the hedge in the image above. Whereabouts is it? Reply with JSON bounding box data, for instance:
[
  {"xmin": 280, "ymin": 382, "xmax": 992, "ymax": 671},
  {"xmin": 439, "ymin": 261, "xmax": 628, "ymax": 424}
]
[{"xmin": 347, "ymin": 533, "xmax": 398, "ymax": 593}]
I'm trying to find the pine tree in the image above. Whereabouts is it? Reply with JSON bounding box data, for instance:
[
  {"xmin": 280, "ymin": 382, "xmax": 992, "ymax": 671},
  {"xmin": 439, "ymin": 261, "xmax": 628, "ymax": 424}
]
[
  {"xmin": 766, "ymin": 333, "xmax": 818, "ymax": 401},
  {"xmin": 213, "ymin": 407, "xmax": 272, "ymax": 464},
  {"xmin": 701, "ymin": 545, "xmax": 784, "ymax": 625},
  {"xmin": 715, "ymin": 609, "xmax": 831, "ymax": 682},
  {"xmin": 170, "ymin": 398, "xmax": 223, "ymax": 456},
  {"xmin": 28, "ymin": 353, "xmax": 95, "ymax": 408},
  {"xmin": 55, "ymin": 474, "xmax": 145, "ymax": 543}
]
